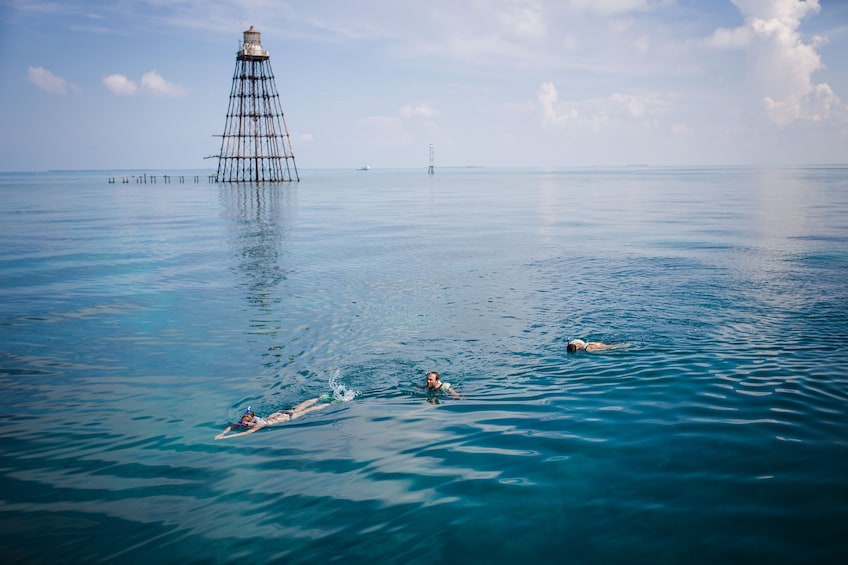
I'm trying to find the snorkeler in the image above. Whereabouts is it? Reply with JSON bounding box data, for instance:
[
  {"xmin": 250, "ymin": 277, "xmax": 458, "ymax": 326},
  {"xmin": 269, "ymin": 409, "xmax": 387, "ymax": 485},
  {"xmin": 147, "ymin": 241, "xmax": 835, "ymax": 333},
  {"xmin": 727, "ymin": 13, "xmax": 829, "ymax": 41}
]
[
  {"xmin": 566, "ymin": 339, "xmax": 628, "ymax": 353},
  {"xmin": 425, "ymin": 371, "xmax": 461, "ymax": 398},
  {"xmin": 215, "ymin": 397, "xmax": 331, "ymax": 440}
]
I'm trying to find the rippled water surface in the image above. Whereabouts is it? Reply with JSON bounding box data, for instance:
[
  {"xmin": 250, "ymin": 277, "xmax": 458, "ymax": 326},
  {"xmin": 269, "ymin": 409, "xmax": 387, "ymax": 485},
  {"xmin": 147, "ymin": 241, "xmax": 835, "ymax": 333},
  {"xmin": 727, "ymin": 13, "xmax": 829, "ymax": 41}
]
[{"xmin": 1, "ymin": 167, "xmax": 847, "ymax": 563}]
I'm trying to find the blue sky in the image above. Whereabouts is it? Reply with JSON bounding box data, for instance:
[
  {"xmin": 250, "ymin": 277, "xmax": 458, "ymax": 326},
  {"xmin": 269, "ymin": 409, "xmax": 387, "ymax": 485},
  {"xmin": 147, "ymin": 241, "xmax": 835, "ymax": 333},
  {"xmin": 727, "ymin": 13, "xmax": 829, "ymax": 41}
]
[{"xmin": 1, "ymin": 0, "xmax": 846, "ymax": 171}]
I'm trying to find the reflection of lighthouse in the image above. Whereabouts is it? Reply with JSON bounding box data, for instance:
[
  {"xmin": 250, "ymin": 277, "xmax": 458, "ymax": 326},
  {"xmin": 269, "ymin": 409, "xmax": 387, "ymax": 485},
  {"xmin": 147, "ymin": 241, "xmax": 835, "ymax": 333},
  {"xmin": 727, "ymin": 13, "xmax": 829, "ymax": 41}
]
[
  {"xmin": 219, "ymin": 183, "xmax": 294, "ymax": 364},
  {"xmin": 215, "ymin": 26, "xmax": 299, "ymax": 183}
]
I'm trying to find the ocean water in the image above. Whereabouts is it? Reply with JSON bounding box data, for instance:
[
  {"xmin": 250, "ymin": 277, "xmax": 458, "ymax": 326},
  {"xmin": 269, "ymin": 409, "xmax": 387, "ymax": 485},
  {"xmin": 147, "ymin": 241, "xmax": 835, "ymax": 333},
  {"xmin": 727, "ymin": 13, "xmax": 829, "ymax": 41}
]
[{"xmin": 0, "ymin": 166, "xmax": 846, "ymax": 563}]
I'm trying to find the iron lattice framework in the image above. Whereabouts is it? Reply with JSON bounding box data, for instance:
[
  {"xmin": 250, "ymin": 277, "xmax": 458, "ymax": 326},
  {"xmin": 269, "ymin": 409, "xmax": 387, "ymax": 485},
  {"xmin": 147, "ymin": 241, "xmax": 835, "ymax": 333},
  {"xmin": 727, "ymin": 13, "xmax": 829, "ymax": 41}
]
[{"xmin": 215, "ymin": 27, "xmax": 299, "ymax": 183}]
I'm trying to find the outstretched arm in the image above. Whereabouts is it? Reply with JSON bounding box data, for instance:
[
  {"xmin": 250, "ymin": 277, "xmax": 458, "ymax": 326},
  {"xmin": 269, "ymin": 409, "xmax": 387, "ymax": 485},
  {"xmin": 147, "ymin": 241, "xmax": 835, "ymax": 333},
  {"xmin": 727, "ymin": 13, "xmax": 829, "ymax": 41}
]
[
  {"xmin": 214, "ymin": 425, "xmax": 234, "ymax": 440},
  {"xmin": 215, "ymin": 423, "xmax": 266, "ymax": 440}
]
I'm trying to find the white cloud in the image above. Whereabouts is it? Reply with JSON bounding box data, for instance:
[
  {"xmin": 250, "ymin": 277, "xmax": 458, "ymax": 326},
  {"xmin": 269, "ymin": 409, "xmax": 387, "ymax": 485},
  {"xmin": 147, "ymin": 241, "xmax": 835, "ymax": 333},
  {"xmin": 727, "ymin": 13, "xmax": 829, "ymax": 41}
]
[
  {"xmin": 103, "ymin": 71, "xmax": 188, "ymax": 98},
  {"xmin": 539, "ymin": 82, "xmax": 576, "ymax": 124},
  {"xmin": 365, "ymin": 102, "xmax": 437, "ymax": 123},
  {"xmin": 486, "ymin": 0, "xmax": 547, "ymax": 40},
  {"xmin": 671, "ymin": 123, "xmax": 691, "ymax": 135},
  {"xmin": 731, "ymin": 0, "xmax": 820, "ymax": 23},
  {"xmin": 538, "ymin": 81, "xmax": 667, "ymax": 130},
  {"xmin": 359, "ymin": 102, "xmax": 439, "ymax": 147},
  {"xmin": 103, "ymin": 74, "xmax": 138, "ymax": 96},
  {"xmin": 564, "ymin": 0, "xmax": 669, "ymax": 16},
  {"xmin": 765, "ymin": 82, "xmax": 839, "ymax": 125},
  {"xmin": 27, "ymin": 66, "xmax": 75, "ymax": 95},
  {"xmin": 705, "ymin": 25, "xmax": 753, "ymax": 49},
  {"xmin": 399, "ymin": 103, "xmax": 437, "ymax": 118},
  {"xmin": 140, "ymin": 70, "xmax": 189, "ymax": 98},
  {"xmin": 706, "ymin": 0, "xmax": 844, "ymax": 126}
]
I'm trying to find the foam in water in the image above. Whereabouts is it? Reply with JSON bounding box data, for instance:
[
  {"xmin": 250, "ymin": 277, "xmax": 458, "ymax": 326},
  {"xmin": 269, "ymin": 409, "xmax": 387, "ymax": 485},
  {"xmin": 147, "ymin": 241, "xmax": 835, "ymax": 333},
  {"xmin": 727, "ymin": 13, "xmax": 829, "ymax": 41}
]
[{"xmin": 328, "ymin": 368, "xmax": 358, "ymax": 402}]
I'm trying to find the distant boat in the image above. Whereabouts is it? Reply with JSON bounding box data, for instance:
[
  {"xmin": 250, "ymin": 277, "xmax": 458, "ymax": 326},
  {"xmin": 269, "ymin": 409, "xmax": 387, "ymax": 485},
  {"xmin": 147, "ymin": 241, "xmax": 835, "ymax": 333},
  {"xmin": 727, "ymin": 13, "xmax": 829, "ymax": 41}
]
[{"xmin": 357, "ymin": 166, "xmax": 371, "ymax": 171}]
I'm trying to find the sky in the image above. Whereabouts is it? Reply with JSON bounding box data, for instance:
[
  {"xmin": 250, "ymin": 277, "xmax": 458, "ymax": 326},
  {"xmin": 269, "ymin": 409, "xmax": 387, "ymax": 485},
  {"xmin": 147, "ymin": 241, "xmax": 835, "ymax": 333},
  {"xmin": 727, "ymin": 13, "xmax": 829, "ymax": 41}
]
[{"xmin": 1, "ymin": 0, "xmax": 847, "ymax": 171}]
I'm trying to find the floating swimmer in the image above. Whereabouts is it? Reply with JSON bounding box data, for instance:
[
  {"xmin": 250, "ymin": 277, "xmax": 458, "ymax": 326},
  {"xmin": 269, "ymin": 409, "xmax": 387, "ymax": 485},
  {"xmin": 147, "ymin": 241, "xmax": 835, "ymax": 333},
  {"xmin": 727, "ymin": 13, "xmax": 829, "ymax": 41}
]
[
  {"xmin": 214, "ymin": 397, "xmax": 332, "ymax": 440},
  {"xmin": 566, "ymin": 338, "xmax": 629, "ymax": 353},
  {"xmin": 425, "ymin": 371, "xmax": 461, "ymax": 399}
]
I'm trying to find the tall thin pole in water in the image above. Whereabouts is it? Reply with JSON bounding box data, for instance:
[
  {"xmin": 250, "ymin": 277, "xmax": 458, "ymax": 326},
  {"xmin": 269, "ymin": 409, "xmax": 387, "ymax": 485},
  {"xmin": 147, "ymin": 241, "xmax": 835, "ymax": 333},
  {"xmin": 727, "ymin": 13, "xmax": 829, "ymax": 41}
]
[
  {"xmin": 215, "ymin": 26, "xmax": 299, "ymax": 183},
  {"xmin": 428, "ymin": 144, "xmax": 435, "ymax": 174}
]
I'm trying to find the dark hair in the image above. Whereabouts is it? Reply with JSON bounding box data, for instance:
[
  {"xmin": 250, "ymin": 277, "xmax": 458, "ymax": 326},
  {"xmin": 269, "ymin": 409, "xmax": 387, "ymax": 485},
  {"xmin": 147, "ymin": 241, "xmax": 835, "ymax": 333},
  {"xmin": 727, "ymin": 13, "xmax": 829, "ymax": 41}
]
[{"xmin": 566, "ymin": 343, "xmax": 577, "ymax": 353}]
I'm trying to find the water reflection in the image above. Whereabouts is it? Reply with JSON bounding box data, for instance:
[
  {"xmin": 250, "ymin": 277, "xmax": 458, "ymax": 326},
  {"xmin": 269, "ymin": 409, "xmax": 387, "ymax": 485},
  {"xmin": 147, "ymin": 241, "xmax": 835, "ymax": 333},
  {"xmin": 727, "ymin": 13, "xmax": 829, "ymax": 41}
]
[{"xmin": 218, "ymin": 183, "xmax": 297, "ymax": 362}]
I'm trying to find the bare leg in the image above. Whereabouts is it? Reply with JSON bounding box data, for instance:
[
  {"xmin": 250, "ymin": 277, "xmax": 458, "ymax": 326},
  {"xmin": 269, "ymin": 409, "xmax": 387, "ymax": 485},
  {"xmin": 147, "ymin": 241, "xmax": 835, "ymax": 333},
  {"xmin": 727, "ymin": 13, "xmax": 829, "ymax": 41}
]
[
  {"xmin": 586, "ymin": 342, "xmax": 629, "ymax": 352},
  {"xmin": 290, "ymin": 397, "xmax": 322, "ymax": 412},
  {"xmin": 289, "ymin": 402, "xmax": 330, "ymax": 420}
]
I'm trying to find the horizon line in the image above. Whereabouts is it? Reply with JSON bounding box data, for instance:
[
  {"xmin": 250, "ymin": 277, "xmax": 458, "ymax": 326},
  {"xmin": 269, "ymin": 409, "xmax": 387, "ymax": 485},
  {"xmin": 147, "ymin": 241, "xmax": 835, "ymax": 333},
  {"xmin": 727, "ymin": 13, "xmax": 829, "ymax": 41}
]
[{"xmin": 2, "ymin": 163, "xmax": 847, "ymax": 175}]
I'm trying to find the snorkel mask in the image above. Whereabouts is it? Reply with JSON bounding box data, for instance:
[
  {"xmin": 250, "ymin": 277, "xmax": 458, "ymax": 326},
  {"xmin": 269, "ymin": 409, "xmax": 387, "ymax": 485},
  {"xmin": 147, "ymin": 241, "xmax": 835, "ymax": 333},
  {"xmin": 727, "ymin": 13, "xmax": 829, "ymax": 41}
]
[{"xmin": 236, "ymin": 406, "xmax": 253, "ymax": 427}]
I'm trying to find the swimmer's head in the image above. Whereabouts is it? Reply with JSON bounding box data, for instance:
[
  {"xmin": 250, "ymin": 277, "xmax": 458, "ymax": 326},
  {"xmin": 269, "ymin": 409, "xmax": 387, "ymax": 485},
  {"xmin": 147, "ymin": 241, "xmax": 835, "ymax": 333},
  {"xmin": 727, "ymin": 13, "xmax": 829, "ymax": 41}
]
[
  {"xmin": 426, "ymin": 371, "xmax": 440, "ymax": 389},
  {"xmin": 567, "ymin": 339, "xmax": 586, "ymax": 353},
  {"xmin": 239, "ymin": 410, "xmax": 255, "ymax": 424}
]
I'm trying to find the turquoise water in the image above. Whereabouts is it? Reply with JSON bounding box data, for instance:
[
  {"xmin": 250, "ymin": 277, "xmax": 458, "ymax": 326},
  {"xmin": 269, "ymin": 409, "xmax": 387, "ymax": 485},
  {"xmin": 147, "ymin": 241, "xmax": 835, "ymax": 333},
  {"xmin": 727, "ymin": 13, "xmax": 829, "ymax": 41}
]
[{"xmin": 1, "ymin": 167, "xmax": 846, "ymax": 563}]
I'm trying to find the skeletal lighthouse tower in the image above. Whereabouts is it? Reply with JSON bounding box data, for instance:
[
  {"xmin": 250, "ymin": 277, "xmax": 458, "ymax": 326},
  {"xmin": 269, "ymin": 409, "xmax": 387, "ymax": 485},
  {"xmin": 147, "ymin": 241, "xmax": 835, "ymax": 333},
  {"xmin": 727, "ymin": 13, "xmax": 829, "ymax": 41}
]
[{"xmin": 215, "ymin": 26, "xmax": 299, "ymax": 183}]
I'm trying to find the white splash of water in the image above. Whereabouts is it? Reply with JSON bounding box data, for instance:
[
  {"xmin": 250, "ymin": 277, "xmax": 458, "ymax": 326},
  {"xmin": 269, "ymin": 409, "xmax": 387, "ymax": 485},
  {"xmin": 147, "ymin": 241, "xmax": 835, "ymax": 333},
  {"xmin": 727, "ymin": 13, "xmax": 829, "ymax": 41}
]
[{"xmin": 328, "ymin": 368, "xmax": 358, "ymax": 401}]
